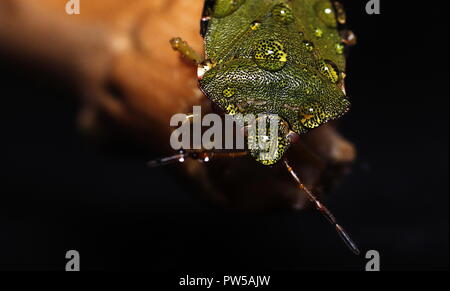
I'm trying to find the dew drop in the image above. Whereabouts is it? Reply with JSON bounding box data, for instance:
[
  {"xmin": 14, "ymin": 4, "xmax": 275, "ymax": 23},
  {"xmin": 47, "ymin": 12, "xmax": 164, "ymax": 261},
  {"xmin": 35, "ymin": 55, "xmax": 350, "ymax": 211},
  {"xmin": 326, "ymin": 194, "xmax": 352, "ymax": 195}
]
[
  {"xmin": 314, "ymin": 27, "xmax": 324, "ymax": 38},
  {"xmin": 303, "ymin": 41, "xmax": 315, "ymax": 52},
  {"xmin": 314, "ymin": 0, "xmax": 337, "ymax": 28},
  {"xmin": 319, "ymin": 60, "xmax": 340, "ymax": 84},
  {"xmin": 335, "ymin": 43, "xmax": 345, "ymax": 55},
  {"xmin": 250, "ymin": 20, "xmax": 261, "ymax": 30},
  {"xmin": 334, "ymin": 1, "xmax": 347, "ymax": 25},
  {"xmin": 299, "ymin": 102, "xmax": 329, "ymax": 129},
  {"xmin": 253, "ymin": 39, "xmax": 288, "ymax": 72},
  {"xmin": 272, "ymin": 4, "xmax": 294, "ymax": 24},
  {"xmin": 341, "ymin": 30, "xmax": 357, "ymax": 46},
  {"xmin": 214, "ymin": 0, "xmax": 246, "ymax": 18}
]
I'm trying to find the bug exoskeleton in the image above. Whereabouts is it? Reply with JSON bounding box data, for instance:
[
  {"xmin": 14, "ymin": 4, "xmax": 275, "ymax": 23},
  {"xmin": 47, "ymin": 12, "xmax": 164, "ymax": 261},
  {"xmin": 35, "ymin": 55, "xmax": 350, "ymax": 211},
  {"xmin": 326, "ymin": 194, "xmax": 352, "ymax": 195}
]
[
  {"xmin": 155, "ymin": 0, "xmax": 360, "ymax": 255},
  {"xmin": 199, "ymin": 0, "xmax": 352, "ymax": 165}
]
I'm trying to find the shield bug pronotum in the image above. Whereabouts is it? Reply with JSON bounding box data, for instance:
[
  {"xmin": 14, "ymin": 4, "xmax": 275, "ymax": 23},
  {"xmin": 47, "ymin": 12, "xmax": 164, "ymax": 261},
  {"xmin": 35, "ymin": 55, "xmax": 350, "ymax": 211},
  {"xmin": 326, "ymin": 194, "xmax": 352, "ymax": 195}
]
[{"xmin": 150, "ymin": 0, "xmax": 359, "ymax": 254}]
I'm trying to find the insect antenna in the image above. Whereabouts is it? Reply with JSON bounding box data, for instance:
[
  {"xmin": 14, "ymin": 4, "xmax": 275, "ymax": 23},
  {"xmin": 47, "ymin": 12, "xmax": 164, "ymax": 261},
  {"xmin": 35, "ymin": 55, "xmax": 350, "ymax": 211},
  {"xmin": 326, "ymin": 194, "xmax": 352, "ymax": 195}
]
[
  {"xmin": 148, "ymin": 150, "xmax": 249, "ymax": 167},
  {"xmin": 147, "ymin": 150, "xmax": 190, "ymax": 167},
  {"xmin": 284, "ymin": 160, "xmax": 360, "ymax": 255}
]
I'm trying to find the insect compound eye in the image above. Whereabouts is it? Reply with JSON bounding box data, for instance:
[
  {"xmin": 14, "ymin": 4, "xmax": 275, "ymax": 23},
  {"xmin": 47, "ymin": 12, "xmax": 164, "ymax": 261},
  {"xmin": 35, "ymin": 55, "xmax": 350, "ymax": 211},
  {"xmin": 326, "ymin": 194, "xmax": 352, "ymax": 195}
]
[
  {"xmin": 318, "ymin": 59, "xmax": 341, "ymax": 84},
  {"xmin": 253, "ymin": 39, "xmax": 288, "ymax": 72},
  {"xmin": 298, "ymin": 102, "xmax": 330, "ymax": 129},
  {"xmin": 271, "ymin": 4, "xmax": 294, "ymax": 24},
  {"xmin": 314, "ymin": 0, "xmax": 338, "ymax": 28},
  {"xmin": 213, "ymin": 0, "xmax": 246, "ymax": 18}
]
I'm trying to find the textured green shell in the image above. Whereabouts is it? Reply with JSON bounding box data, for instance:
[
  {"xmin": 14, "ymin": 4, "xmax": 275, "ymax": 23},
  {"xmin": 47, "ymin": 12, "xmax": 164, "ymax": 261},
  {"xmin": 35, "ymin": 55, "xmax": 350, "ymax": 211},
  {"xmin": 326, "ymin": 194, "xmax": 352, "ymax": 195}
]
[{"xmin": 199, "ymin": 0, "xmax": 350, "ymax": 135}]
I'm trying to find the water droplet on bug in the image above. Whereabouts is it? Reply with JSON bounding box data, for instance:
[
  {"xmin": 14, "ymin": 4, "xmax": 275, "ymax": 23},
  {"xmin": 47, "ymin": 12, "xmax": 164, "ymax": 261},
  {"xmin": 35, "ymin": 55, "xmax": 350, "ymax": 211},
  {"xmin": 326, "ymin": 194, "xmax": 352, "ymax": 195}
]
[
  {"xmin": 336, "ymin": 43, "xmax": 345, "ymax": 55},
  {"xmin": 222, "ymin": 87, "xmax": 236, "ymax": 98},
  {"xmin": 250, "ymin": 21, "xmax": 261, "ymax": 30},
  {"xmin": 319, "ymin": 60, "xmax": 340, "ymax": 84},
  {"xmin": 314, "ymin": 28, "xmax": 324, "ymax": 38},
  {"xmin": 213, "ymin": 0, "xmax": 246, "ymax": 18},
  {"xmin": 303, "ymin": 41, "xmax": 315, "ymax": 52},
  {"xmin": 272, "ymin": 4, "xmax": 294, "ymax": 24},
  {"xmin": 340, "ymin": 98, "xmax": 351, "ymax": 111},
  {"xmin": 314, "ymin": 0, "xmax": 337, "ymax": 28},
  {"xmin": 334, "ymin": 1, "xmax": 347, "ymax": 25},
  {"xmin": 299, "ymin": 102, "xmax": 329, "ymax": 129},
  {"xmin": 341, "ymin": 30, "xmax": 357, "ymax": 46},
  {"xmin": 253, "ymin": 39, "xmax": 288, "ymax": 72}
]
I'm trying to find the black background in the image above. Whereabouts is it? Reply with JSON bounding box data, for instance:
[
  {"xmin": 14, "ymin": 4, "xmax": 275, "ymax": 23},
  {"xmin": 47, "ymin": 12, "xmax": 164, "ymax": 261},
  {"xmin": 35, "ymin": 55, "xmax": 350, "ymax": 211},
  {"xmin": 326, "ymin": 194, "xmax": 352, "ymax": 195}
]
[{"xmin": 0, "ymin": 0, "xmax": 448, "ymax": 272}]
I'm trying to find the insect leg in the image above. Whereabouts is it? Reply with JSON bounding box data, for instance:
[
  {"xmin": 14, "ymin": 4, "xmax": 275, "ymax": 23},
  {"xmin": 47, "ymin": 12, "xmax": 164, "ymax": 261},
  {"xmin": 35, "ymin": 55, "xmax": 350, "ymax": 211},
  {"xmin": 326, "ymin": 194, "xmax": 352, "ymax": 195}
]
[
  {"xmin": 169, "ymin": 37, "xmax": 204, "ymax": 64},
  {"xmin": 284, "ymin": 160, "xmax": 360, "ymax": 255}
]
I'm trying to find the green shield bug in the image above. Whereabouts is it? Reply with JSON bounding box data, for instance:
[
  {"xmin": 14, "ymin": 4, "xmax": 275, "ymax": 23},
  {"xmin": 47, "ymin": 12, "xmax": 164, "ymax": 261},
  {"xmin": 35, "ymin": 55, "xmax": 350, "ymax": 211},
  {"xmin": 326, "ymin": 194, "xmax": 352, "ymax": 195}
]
[{"xmin": 151, "ymin": 0, "xmax": 359, "ymax": 255}]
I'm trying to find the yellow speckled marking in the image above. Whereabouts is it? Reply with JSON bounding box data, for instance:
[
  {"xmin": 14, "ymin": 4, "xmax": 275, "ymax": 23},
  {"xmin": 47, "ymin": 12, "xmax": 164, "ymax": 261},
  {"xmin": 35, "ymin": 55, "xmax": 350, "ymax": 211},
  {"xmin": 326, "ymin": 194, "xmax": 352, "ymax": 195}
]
[
  {"xmin": 319, "ymin": 60, "xmax": 340, "ymax": 84},
  {"xmin": 253, "ymin": 39, "xmax": 288, "ymax": 71},
  {"xmin": 222, "ymin": 87, "xmax": 236, "ymax": 98},
  {"xmin": 299, "ymin": 102, "xmax": 330, "ymax": 129}
]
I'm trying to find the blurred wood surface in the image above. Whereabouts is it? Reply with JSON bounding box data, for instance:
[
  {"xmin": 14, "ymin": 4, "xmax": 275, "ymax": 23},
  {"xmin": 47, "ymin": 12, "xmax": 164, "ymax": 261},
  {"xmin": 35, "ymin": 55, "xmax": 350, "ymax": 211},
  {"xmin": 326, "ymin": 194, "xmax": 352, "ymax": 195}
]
[{"xmin": 0, "ymin": 0, "xmax": 356, "ymax": 211}]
